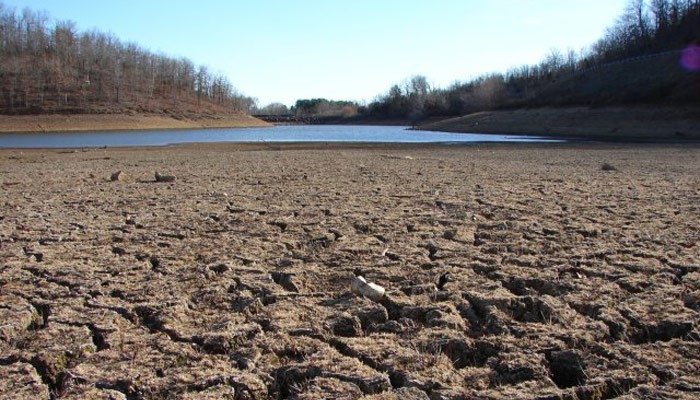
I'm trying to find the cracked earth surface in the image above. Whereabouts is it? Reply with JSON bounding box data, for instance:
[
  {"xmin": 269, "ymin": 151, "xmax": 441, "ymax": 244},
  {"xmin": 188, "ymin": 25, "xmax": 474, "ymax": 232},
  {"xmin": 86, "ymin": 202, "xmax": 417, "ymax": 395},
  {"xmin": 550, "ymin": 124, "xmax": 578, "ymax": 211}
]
[{"xmin": 0, "ymin": 142, "xmax": 698, "ymax": 399}]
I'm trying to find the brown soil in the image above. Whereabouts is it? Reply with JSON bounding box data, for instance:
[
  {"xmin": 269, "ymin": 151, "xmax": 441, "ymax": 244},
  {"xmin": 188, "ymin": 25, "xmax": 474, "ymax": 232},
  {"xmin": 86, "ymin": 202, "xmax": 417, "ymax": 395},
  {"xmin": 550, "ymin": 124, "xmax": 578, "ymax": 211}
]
[
  {"xmin": 419, "ymin": 106, "xmax": 700, "ymax": 141},
  {"xmin": 0, "ymin": 113, "xmax": 270, "ymax": 133},
  {"xmin": 1, "ymin": 142, "xmax": 698, "ymax": 399}
]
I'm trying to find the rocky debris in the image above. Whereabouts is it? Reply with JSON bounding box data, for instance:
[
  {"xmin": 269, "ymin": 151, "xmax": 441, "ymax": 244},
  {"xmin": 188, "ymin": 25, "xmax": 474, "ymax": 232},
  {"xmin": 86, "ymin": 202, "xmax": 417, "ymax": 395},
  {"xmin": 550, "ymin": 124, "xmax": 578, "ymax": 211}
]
[
  {"xmin": 601, "ymin": 162, "xmax": 618, "ymax": 171},
  {"xmin": 436, "ymin": 272, "xmax": 452, "ymax": 290},
  {"xmin": 110, "ymin": 170, "xmax": 126, "ymax": 181},
  {"xmin": 354, "ymin": 303, "xmax": 389, "ymax": 328},
  {"xmin": 22, "ymin": 246, "xmax": 44, "ymax": 262},
  {"xmin": 208, "ymin": 263, "xmax": 230, "ymax": 274},
  {"xmin": 271, "ymin": 271, "xmax": 301, "ymax": 293},
  {"xmin": 154, "ymin": 171, "xmax": 176, "ymax": 182},
  {"xmin": 329, "ymin": 314, "xmax": 364, "ymax": 337}
]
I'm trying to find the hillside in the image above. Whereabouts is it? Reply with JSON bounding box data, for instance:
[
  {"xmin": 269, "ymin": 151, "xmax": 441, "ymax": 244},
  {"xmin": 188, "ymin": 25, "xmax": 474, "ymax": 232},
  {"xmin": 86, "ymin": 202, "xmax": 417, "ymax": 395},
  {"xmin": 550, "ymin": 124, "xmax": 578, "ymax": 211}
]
[
  {"xmin": 511, "ymin": 50, "xmax": 700, "ymax": 107},
  {"xmin": 359, "ymin": 1, "xmax": 700, "ymax": 135},
  {"xmin": 0, "ymin": 113, "xmax": 270, "ymax": 133},
  {"xmin": 418, "ymin": 49, "xmax": 700, "ymax": 140},
  {"xmin": 0, "ymin": 3, "xmax": 262, "ymax": 130},
  {"xmin": 418, "ymin": 106, "xmax": 700, "ymax": 141}
]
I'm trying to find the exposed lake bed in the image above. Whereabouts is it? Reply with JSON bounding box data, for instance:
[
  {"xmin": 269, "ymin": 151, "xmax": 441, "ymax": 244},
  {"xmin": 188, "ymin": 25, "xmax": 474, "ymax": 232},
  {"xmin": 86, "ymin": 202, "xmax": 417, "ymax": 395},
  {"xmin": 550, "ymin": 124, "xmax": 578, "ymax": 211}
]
[
  {"xmin": 2, "ymin": 0, "xmax": 700, "ymax": 396},
  {"xmin": 418, "ymin": 106, "xmax": 700, "ymax": 142},
  {"xmin": 1, "ymin": 142, "xmax": 698, "ymax": 398}
]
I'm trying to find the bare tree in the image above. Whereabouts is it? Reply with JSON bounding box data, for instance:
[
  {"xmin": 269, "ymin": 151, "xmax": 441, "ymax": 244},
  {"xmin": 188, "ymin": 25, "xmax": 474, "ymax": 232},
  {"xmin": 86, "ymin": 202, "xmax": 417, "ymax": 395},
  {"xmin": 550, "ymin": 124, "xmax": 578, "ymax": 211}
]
[{"xmin": 0, "ymin": 3, "xmax": 252, "ymax": 114}]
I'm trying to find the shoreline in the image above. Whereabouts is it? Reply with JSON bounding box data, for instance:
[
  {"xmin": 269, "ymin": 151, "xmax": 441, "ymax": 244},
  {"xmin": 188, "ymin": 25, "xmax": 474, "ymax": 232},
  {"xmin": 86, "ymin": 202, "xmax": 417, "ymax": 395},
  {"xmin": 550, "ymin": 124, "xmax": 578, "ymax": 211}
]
[
  {"xmin": 2, "ymin": 106, "xmax": 699, "ymax": 144},
  {"xmin": 418, "ymin": 105, "xmax": 700, "ymax": 141},
  {"xmin": 2, "ymin": 107, "xmax": 700, "ymax": 147},
  {"xmin": 0, "ymin": 113, "xmax": 271, "ymax": 133},
  {"xmin": 3, "ymin": 139, "xmax": 698, "ymax": 154}
]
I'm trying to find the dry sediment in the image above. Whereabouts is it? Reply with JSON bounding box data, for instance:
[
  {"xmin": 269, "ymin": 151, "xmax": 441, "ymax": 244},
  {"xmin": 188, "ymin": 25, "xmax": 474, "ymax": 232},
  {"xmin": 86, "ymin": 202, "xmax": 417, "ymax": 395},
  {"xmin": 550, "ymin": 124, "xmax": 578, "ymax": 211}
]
[
  {"xmin": 0, "ymin": 113, "xmax": 270, "ymax": 133},
  {"xmin": 0, "ymin": 142, "xmax": 698, "ymax": 399},
  {"xmin": 419, "ymin": 106, "xmax": 700, "ymax": 141}
]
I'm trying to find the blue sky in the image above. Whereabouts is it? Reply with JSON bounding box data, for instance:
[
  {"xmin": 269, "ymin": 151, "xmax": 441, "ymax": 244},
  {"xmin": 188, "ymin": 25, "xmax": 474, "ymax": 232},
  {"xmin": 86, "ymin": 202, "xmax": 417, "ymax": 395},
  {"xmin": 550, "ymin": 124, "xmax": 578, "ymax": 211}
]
[{"xmin": 5, "ymin": 0, "xmax": 627, "ymax": 106}]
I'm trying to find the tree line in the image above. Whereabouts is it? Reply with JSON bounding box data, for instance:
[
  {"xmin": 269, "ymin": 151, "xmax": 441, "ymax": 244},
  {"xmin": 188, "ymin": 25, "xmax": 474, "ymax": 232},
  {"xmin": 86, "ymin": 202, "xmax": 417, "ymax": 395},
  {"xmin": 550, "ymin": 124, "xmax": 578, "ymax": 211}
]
[
  {"xmin": 362, "ymin": 0, "xmax": 700, "ymax": 121},
  {"xmin": 0, "ymin": 2, "xmax": 255, "ymax": 114},
  {"xmin": 274, "ymin": 0, "xmax": 699, "ymax": 122},
  {"xmin": 255, "ymin": 98, "xmax": 360, "ymax": 118},
  {"xmin": 4, "ymin": 1, "xmax": 697, "ymax": 119}
]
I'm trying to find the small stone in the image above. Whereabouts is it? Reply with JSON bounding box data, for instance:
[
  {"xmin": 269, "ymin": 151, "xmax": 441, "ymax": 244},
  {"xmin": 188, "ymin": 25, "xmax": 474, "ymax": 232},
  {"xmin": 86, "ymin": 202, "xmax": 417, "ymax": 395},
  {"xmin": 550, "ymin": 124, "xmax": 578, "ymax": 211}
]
[
  {"xmin": 110, "ymin": 170, "xmax": 126, "ymax": 181},
  {"xmin": 355, "ymin": 304, "xmax": 389, "ymax": 327},
  {"xmin": 271, "ymin": 271, "xmax": 300, "ymax": 292},
  {"xmin": 443, "ymin": 229, "xmax": 458, "ymax": 240},
  {"xmin": 351, "ymin": 276, "xmax": 367, "ymax": 296},
  {"xmin": 209, "ymin": 263, "xmax": 230, "ymax": 274},
  {"xmin": 437, "ymin": 272, "xmax": 452, "ymax": 290},
  {"xmin": 426, "ymin": 240, "xmax": 439, "ymax": 257},
  {"xmin": 352, "ymin": 276, "xmax": 386, "ymax": 302},
  {"xmin": 385, "ymin": 251, "xmax": 401, "ymax": 261},
  {"xmin": 330, "ymin": 315, "xmax": 363, "ymax": 337},
  {"xmin": 155, "ymin": 171, "xmax": 176, "ymax": 182}
]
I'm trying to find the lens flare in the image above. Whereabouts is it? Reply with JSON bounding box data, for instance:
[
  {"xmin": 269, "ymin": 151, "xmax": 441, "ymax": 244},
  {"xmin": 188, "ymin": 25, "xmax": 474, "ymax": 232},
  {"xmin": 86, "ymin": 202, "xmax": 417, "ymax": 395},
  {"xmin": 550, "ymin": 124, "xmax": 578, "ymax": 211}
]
[{"xmin": 680, "ymin": 44, "xmax": 700, "ymax": 71}]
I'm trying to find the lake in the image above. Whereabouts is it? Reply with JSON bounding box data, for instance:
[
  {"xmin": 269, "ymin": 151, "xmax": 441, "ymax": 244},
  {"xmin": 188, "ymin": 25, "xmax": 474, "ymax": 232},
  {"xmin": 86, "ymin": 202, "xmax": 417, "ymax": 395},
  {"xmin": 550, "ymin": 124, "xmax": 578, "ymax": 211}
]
[{"xmin": 0, "ymin": 125, "xmax": 560, "ymax": 148}]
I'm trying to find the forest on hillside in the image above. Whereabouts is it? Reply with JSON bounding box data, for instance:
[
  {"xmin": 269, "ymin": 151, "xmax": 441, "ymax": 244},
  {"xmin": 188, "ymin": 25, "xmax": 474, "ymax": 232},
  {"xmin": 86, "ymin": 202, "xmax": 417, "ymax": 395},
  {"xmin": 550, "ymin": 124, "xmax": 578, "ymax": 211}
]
[
  {"xmin": 1, "ymin": 1, "xmax": 698, "ymax": 120},
  {"xmin": 0, "ymin": 2, "xmax": 255, "ymax": 115},
  {"xmin": 284, "ymin": 0, "xmax": 700, "ymax": 122},
  {"xmin": 365, "ymin": 0, "xmax": 700, "ymax": 121}
]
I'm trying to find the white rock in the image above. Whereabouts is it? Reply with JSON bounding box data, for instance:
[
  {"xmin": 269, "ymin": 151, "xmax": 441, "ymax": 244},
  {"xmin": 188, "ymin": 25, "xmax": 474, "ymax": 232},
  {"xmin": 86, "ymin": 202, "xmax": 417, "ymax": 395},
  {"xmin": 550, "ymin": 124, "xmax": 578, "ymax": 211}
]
[
  {"xmin": 351, "ymin": 275, "xmax": 385, "ymax": 301},
  {"xmin": 360, "ymin": 282, "xmax": 386, "ymax": 302},
  {"xmin": 351, "ymin": 276, "xmax": 367, "ymax": 296}
]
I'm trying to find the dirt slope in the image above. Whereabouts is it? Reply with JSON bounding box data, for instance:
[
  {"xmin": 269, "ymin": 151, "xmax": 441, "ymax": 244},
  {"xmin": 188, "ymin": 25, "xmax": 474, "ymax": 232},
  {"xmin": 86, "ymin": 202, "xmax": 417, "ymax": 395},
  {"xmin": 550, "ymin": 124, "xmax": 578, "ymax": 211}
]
[
  {"xmin": 419, "ymin": 106, "xmax": 700, "ymax": 141},
  {"xmin": 0, "ymin": 113, "xmax": 270, "ymax": 133}
]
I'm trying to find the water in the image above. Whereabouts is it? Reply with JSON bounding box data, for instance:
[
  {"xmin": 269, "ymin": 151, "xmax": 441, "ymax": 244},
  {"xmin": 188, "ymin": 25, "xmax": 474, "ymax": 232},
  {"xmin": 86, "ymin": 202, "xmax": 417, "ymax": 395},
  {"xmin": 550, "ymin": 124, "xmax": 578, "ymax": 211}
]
[{"xmin": 0, "ymin": 125, "xmax": 560, "ymax": 148}]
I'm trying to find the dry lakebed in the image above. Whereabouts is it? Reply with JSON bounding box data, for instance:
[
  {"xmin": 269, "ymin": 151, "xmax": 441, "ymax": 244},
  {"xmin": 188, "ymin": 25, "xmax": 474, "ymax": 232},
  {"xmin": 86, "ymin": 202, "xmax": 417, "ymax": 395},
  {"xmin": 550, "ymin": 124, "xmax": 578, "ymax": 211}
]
[{"xmin": 0, "ymin": 142, "xmax": 698, "ymax": 399}]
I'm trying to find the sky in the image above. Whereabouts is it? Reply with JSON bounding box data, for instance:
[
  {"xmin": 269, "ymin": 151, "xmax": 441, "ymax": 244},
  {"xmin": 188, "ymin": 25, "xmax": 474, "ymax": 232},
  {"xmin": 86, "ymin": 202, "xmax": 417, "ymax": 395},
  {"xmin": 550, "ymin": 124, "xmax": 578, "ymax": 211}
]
[{"xmin": 4, "ymin": 0, "xmax": 628, "ymax": 106}]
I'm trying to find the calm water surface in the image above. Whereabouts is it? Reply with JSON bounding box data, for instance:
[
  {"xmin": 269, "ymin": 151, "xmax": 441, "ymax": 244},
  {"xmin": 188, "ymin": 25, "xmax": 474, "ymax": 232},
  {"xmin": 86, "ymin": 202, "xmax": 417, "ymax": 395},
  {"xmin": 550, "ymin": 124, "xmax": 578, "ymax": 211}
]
[{"xmin": 0, "ymin": 125, "xmax": 559, "ymax": 148}]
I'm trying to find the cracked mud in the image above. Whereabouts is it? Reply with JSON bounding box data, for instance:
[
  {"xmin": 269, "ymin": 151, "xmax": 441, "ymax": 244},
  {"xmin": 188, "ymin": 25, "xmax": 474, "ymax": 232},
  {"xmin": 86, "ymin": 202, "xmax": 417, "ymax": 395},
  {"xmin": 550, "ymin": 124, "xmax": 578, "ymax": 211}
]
[{"xmin": 0, "ymin": 142, "xmax": 698, "ymax": 399}]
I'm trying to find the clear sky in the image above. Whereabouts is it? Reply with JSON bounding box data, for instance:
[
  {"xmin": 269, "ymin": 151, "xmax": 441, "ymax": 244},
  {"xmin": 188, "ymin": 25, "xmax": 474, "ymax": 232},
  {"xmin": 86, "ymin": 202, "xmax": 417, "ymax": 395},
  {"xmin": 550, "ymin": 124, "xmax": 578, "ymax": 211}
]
[{"xmin": 4, "ymin": 0, "xmax": 628, "ymax": 106}]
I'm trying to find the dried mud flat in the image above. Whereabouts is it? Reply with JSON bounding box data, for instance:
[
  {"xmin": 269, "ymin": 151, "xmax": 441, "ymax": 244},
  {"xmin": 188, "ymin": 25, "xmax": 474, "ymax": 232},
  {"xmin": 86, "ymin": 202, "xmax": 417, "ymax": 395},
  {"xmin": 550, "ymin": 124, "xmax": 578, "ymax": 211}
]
[
  {"xmin": 0, "ymin": 114, "xmax": 269, "ymax": 134},
  {"xmin": 0, "ymin": 142, "xmax": 698, "ymax": 399}
]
